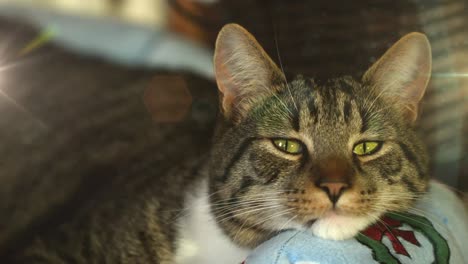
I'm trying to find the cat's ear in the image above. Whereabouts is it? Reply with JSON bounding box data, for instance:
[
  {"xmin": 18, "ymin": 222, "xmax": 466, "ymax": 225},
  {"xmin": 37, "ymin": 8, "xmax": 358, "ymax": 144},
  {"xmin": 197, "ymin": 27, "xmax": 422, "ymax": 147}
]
[
  {"xmin": 362, "ymin": 32, "xmax": 432, "ymax": 122},
  {"xmin": 214, "ymin": 23, "xmax": 285, "ymax": 120}
]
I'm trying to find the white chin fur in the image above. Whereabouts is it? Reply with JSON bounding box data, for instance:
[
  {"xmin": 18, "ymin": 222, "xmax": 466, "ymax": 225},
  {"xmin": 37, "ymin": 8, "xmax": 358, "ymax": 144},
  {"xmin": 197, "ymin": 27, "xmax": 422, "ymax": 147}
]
[{"xmin": 310, "ymin": 214, "xmax": 374, "ymax": 240}]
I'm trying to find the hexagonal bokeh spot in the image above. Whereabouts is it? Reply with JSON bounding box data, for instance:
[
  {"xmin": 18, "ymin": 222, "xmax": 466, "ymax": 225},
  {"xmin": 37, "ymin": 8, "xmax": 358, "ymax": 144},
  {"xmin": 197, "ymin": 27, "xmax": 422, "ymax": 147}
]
[{"xmin": 143, "ymin": 75, "xmax": 192, "ymax": 123}]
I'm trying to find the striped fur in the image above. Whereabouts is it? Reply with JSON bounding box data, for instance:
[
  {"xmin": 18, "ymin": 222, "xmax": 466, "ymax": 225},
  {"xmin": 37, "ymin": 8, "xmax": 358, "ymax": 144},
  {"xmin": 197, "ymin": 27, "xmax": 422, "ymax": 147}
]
[
  {"xmin": 0, "ymin": 18, "xmax": 217, "ymax": 263},
  {"xmin": 1, "ymin": 17, "xmax": 434, "ymax": 263},
  {"xmin": 208, "ymin": 76, "xmax": 430, "ymax": 246},
  {"xmin": 208, "ymin": 24, "xmax": 431, "ymax": 246}
]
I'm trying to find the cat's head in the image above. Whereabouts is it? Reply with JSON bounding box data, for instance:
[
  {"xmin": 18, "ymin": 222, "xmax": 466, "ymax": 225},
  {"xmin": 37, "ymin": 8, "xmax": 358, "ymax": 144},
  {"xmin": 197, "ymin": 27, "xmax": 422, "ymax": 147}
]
[{"xmin": 208, "ymin": 24, "xmax": 431, "ymax": 247}]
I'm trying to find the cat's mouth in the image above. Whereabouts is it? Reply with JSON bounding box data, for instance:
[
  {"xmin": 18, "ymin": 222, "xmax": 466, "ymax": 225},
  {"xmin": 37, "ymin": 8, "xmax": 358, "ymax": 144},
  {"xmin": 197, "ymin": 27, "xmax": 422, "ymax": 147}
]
[
  {"xmin": 306, "ymin": 212, "xmax": 374, "ymax": 240},
  {"xmin": 305, "ymin": 219, "xmax": 316, "ymax": 228},
  {"xmin": 300, "ymin": 209, "xmax": 355, "ymax": 229}
]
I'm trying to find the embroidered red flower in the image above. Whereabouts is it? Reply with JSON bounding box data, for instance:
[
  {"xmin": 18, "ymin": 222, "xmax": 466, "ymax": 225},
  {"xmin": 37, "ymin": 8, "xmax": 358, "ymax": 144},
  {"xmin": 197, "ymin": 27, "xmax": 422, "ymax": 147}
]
[{"xmin": 362, "ymin": 216, "xmax": 421, "ymax": 257}]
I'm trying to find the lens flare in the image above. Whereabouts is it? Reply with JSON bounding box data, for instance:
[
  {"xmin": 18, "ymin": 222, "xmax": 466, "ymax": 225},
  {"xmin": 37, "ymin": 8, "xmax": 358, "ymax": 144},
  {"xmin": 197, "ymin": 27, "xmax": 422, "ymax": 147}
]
[{"xmin": 18, "ymin": 27, "xmax": 56, "ymax": 56}]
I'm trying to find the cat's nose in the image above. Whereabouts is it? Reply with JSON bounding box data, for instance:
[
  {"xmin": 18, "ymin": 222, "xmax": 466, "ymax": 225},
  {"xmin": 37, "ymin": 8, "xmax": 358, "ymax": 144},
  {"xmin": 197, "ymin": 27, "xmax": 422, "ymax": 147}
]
[
  {"xmin": 319, "ymin": 182, "xmax": 349, "ymax": 204},
  {"xmin": 314, "ymin": 157, "xmax": 351, "ymax": 203}
]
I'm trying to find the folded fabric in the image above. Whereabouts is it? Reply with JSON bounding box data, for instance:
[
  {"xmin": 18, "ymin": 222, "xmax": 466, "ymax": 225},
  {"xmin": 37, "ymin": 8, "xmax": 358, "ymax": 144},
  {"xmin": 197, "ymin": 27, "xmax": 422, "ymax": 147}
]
[
  {"xmin": 244, "ymin": 181, "xmax": 467, "ymax": 264},
  {"xmin": 0, "ymin": 4, "xmax": 214, "ymax": 78}
]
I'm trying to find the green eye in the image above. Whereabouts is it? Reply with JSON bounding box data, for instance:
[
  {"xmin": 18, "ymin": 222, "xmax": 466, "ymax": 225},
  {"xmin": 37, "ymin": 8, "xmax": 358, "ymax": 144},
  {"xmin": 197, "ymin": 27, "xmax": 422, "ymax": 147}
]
[
  {"xmin": 353, "ymin": 141, "xmax": 382, "ymax": 156},
  {"xmin": 272, "ymin": 139, "xmax": 303, "ymax": 154}
]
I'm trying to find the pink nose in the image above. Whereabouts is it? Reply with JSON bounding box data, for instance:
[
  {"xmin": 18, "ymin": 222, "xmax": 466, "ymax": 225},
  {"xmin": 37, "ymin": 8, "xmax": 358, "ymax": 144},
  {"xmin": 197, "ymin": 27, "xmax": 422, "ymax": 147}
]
[{"xmin": 319, "ymin": 182, "xmax": 349, "ymax": 204}]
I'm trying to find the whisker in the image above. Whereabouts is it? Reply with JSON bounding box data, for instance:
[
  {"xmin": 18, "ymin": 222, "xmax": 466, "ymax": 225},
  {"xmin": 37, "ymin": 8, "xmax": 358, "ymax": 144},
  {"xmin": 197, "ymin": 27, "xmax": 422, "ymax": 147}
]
[
  {"xmin": 212, "ymin": 199, "xmax": 277, "ymax": 211},
  {"xmin": 376, "ymin": 217, "xmax": 398, "ymax": 241},
  {"xmin": 271, "ymin": 22, "xmax": 298, "ymax": 113},
  {"xmin": 278, "ymin": 214, "xmax": 298, "ymax": 231},
  {"xmin": 249, "ymin": 208, "xmax": 295, "ymax": 229},
  {"xmin": 215, "ymin": 204, "xmax": 283, "ymax": 224},
  {"xmin": 212, "ymin": 202, "xmax": 282, "ymax": 217},
  {"xmin": 232, "ymin": 208, "xmax": 295, "ymax": 241},
  {"xmin": 169, "ymin": 188, "xmax": 293, "ymax": 221}
]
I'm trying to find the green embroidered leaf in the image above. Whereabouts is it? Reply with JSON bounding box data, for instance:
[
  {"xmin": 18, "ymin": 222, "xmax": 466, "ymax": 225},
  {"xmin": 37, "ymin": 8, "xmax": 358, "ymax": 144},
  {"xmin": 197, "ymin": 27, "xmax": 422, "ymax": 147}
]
[
  {"xmin": 387, "ymin": 212, "xmax": 450, "ymax": 264},
  {"xmin": 356, "ymin": 233, "xmax": 400, "ymax": 264}
]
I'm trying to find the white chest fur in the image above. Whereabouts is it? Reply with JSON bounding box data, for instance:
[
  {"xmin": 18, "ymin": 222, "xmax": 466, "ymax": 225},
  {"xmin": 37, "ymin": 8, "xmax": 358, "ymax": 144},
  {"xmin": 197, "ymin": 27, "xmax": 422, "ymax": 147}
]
[{"xmin": 174, "ymin": 180, "xmax": 250, "ymax": 264}]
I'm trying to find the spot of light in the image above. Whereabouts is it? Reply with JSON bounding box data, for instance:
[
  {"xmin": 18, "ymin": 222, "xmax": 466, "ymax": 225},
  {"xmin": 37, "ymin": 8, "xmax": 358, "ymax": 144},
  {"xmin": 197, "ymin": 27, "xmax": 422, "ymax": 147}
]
[
  {"xmin": 143, "ymin": 75, "xmax": 192, "ymax": 123},
  {"xmin": 0, "ymin": 88, "xmax": 48, "ymax": 129},
  {"xmin": 0, "ymin": 28, "xmax": 52, "ymax": 130},
  {"xmin": 18, "ymin": 26, "xmax": 56, "ymax": 57}
]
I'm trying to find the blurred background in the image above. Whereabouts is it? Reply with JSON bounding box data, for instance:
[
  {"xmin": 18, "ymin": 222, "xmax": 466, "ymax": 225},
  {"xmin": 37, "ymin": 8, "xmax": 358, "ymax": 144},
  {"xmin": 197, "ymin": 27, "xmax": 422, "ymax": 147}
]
[
  {"xmin": 0, "ymin": 0, "xmax": 168, "ymax": 25},
  {"xmin": 0, "ymin": 0, "xmax": 466, "ymax": 211}
]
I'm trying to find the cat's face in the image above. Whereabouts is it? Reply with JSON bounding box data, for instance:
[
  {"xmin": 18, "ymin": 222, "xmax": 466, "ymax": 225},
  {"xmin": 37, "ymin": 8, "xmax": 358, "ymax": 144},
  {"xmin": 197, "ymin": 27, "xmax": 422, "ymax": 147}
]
[{"xmin": 209, "ymin": 24, "xmax": 431, "ymax": 247}]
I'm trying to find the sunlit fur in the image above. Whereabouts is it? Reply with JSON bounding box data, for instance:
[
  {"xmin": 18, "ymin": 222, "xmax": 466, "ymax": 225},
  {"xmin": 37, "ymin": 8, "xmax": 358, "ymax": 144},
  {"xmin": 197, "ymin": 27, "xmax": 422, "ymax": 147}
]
[{"xmin": 208, "ymin": 76, "xmax": 430, "ymax": 247}]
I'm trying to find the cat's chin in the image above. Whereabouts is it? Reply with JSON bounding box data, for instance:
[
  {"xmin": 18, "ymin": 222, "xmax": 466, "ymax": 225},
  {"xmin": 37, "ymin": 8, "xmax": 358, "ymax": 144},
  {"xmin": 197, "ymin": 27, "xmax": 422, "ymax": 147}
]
[{"xmin": 309, "ymin": 212, "xmax": 374, "ymax": 240}]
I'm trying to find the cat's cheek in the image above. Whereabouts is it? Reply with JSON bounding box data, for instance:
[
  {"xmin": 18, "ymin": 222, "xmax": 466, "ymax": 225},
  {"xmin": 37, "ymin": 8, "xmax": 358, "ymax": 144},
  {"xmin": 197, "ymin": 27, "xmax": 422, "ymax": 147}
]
[{"xmin": 309, "ymin": 214, "xmax": 373, "ymax": 240}]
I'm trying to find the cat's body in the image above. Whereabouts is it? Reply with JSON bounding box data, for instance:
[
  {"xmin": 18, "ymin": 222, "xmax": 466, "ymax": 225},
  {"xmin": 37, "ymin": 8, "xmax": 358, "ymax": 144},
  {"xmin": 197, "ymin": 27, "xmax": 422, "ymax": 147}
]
[
  {"xmin": 2, "ymin": 19, "xmax": 436, "ymax": 263},
  {"xmin": 0, "ymin": 18, "xmax": 218, "ymax": 263},
  {"xmin": 174, "ymin": 179, "xmax": 249, "ymax": 264}
]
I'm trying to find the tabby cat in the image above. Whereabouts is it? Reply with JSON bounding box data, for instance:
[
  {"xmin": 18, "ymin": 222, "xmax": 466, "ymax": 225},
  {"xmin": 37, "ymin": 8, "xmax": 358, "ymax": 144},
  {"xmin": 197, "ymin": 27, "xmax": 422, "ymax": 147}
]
[{"xmin": 5, "ymin": 23, "xmax": 432, "ymax": 263}]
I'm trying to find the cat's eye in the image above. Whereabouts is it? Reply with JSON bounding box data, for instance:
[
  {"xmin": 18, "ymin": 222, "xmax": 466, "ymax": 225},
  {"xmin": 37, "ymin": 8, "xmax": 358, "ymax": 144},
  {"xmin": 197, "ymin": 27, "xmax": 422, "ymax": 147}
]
[
  {"xmin": 272, "ymin": 139, "xmax": 303, "ymax": 154},
  {"xmin": 353, "ymin": 141, "xmax": 382, "ymax": 156}
]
